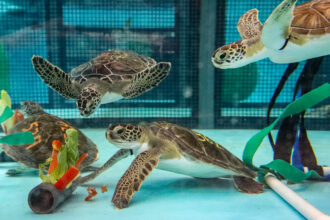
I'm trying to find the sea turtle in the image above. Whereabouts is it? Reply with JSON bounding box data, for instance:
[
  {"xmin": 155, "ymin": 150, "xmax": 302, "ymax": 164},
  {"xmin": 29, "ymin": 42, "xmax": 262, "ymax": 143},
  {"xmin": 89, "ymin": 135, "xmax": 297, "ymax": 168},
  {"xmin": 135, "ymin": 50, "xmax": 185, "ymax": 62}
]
[
  {"xmin": 106, "ymin": 121, "xmax": 264, "ymax": 209},
  {"xmin": 31, "ymin": 50, "xmax": 171, "ymax": 117},
  {"xmin": 212, "ymin": 0, "xmax": 330, "ymax": 69},
  {"xmin": 1, "ymin": 101, "xmax": 98, "ymax": 174}
]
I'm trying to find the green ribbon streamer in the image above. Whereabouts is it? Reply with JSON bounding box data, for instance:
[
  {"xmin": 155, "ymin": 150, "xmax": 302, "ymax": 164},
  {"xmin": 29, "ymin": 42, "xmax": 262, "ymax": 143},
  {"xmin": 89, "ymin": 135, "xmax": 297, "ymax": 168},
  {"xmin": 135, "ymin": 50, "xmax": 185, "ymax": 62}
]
[
  {"xmin": 0, "ymin": 106, "xmax": 13, "ymax": 123},
  {"xmin": 0, "ymin": 132, "xmax": 35, "ymax": 145},
  {"xmin": 243, "ymin": 83, "xmax": 330, "ymax": 183},
  {"xmin": 258, "ymin": 160, "xmax": 321, "ymax": 183},
  {"xmin": 0, "ymin": 105, "xmax": 35, "ymax": 145}
]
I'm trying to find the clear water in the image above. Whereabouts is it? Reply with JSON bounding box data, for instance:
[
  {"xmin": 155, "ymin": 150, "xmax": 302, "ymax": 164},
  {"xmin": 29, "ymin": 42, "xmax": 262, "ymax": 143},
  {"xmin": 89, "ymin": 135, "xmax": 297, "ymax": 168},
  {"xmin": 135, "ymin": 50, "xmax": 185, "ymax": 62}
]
[
  {"xmin": 0, "ymin": 0, "xmax": 329, "ymax": 219},
  {"xmin": 1, "ymin": 130, "xmax": 329, "ymax": 219}
]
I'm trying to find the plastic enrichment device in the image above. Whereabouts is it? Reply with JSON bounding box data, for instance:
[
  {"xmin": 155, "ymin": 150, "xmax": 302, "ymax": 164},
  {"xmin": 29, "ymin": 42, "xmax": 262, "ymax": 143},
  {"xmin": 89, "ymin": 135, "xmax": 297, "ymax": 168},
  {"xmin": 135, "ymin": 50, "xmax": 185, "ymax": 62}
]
[
  {"xmin": 243, "ymin": 83, "xmax": 330, "ymax": 180},
  {"xmin": 265, "ymin": 173, "xmax": 330, "ymax": 220},
  {"xmin": 28, "ymin": 148, "xmax": 132, "ymax": 214},
  {"xmin": 28, "ymin": 182, "xmax": 79, "ymax": 214},
  {"xmin": 243, "ymin": 83, "xmax": 330, "ymax": 218}
]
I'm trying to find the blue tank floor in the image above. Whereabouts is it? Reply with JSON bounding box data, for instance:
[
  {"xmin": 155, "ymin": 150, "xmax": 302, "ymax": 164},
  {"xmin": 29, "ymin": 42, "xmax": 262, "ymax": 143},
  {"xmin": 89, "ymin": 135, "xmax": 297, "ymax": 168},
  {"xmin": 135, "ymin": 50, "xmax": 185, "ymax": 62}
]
[{"xmin": 1, "ymin": 129, "xmax": 329, "ymax": 219}]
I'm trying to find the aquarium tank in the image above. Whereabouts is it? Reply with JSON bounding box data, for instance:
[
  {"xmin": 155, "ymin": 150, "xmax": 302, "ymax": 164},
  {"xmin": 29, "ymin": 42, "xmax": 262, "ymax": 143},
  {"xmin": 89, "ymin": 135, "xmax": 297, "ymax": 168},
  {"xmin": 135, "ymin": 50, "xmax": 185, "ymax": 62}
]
[{"xmin": 0, "ymin": 0, "xmax": 329, "ymax": 219}]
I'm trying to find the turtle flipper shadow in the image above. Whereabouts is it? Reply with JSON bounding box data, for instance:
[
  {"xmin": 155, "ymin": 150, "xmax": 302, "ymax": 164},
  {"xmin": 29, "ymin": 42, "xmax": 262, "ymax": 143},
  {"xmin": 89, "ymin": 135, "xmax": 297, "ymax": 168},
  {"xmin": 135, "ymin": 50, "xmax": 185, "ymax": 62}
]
[
  {"xmin": 122, "ymin": 62, "xmax": 171, "ymax": 98},
  {"xmin": 31, "ymin": 56, "xmax": 79, "ymax": 100},
  {"xmin": 233, "ymin": 176, "xmax": 264, "ymax": 194},
  {"xmin": 112, "ymin": 150, "xmax": 159, "ymax": 209},
  {"xmin": 261, "ymin": 0, "xmax": 297, "ymax": 50}
]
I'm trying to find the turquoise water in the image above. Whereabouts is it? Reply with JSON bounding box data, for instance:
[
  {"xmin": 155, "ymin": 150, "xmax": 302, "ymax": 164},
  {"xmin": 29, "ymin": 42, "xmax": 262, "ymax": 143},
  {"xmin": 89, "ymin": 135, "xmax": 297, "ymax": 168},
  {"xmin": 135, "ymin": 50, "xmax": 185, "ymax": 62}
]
[
  {"xmin": 1, "ymin": 0, "xmax": 330, "ymax": 218},
  {"xmin": 1, "ymin": 129, "xmax": 329, "ymax": 219}
]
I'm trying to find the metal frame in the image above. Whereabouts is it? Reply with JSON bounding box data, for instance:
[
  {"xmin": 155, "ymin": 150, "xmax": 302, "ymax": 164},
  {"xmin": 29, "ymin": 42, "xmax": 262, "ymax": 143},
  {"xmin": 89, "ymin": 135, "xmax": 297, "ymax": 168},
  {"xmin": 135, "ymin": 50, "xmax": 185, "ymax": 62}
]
[{"xmin": 198, "ymin": 0, "xmax": 217, "ymax": 129}]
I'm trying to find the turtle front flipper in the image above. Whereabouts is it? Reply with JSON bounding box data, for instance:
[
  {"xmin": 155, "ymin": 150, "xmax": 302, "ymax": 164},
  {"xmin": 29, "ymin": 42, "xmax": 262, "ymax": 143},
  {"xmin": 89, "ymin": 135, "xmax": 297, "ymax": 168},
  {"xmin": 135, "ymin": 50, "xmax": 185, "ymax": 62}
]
[
  {"xmin": 233, "ymin": 176, "xmax": 264, "ymax": 194},
  {"xmin": 31, "ymin": 56, "xmax": 79, "ymax": 100},
  {"xmin": 261, "ymin": 0, "xmax": 298, "ymax": 50},
  {"xmin": 122, "ymin": 62, "xmax": 171, "ymax": 98},
  {"xmin": 112, "ymin": 150, "xmax": 160, "ymax": 209},
  {"xmin": 237, "ymin": 9, "xmax": 263, "ymax": 40}
]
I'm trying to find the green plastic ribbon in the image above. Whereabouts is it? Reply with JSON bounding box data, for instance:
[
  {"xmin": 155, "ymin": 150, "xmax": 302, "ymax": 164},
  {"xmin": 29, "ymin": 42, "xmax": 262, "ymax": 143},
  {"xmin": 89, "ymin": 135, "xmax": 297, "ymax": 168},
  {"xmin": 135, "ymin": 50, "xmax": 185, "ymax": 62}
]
[
  {"xmin": 0, "ymin": 100, "xmax": 35, "ymax": 145},
  {"xmin": 259, "ymin": 160, "xmax": 321, "ymax": 183},
  {"xmin": 0, "ymin": 132, "xmax": 35, "ymax": 145},
  {"xmin": 0, "ymin": 106, "xmax": 13, "ymax": 123},
  {"xmin": 243, "ymin": 83, "xmax": 330, "ymax": 183}
]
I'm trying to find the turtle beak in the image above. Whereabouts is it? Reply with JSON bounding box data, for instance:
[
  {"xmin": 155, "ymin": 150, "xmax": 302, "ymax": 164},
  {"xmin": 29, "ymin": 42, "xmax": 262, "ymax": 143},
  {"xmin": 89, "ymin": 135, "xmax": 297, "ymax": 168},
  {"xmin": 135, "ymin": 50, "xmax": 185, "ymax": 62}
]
[
  {"xmin": 106, "ymin": 129, "xmax": 122, "ymax": 143},
  {"xmin": 109, "ymin": 132, "xmax": 116, "ymax": 140},
  {"xmin": 106, "ymin": 129, "xmax": 114, "ymax": 141}
]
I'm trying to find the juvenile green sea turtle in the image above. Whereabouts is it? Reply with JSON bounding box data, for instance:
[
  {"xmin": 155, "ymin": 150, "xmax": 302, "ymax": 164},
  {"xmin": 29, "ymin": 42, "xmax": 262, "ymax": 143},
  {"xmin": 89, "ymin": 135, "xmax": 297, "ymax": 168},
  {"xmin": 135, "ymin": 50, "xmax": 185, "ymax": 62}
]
[
  {"xmin": 31, "ymin": 50, "xmax": 171, "ymax": 117},
  {"xmin": 106, "ymin": 121, "xmax": 264, "ymax": 209},
  {"xmin": 1, "ymin": 101, "xmax": 98, "ymax": 173},
  {"xmin": 212, "ymin": 0, "xmax": 330, "ymax": 69}
]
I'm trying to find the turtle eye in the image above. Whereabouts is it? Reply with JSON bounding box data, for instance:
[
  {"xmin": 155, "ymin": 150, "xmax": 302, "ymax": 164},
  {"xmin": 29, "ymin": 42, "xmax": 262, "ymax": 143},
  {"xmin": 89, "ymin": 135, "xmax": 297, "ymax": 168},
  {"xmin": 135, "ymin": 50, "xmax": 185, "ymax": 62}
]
[
  {"xmin": 219, "ymin": 53, "xmax": 226, "ymax": 60},
  {"xmin": 117, "ymin": 129, "xmax": 124, "ymax": 134}
]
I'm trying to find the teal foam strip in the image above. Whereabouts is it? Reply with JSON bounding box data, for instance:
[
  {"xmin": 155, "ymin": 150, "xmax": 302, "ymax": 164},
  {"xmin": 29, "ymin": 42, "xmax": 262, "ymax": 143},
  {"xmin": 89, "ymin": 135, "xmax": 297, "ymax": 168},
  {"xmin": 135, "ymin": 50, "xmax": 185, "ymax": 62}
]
[
  {"xmin": 0, "ymin": 132, "xmax": 35, "ymax": 145},
  {"xmin": 0, "ymin": 106, "xmax": 13, "ymax": 123}
]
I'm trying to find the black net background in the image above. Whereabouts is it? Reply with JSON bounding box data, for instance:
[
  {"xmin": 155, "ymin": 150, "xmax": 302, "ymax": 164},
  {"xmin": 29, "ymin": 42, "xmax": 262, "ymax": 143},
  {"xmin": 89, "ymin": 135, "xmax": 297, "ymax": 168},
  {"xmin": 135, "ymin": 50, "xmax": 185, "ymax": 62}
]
[
  {"xmin": 214, "ymin": 0, "xmax": 330, "ymax": 129},
  {"xmin": 0, "ymin": 0, "xmax": 329, "ymax": 129}
]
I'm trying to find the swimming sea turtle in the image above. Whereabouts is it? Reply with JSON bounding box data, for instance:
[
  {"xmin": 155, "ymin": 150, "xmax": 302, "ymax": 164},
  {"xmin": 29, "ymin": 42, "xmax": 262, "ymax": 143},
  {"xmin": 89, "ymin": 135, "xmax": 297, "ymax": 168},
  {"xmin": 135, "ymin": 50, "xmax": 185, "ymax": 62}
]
[
  {"xmin": 106, "ymin": 121, "xmax": 264, "ymax": 209},
  {"xmin": 31, "ymin": 50, "xmax": 171, "ymax": 117},
  {"xmin": 212, "ymin": 0, "xmax": 330, "ymax": 69},
  {"xmin": 1, "ymin": 101, "xmax": 98, "ymax": 173}
]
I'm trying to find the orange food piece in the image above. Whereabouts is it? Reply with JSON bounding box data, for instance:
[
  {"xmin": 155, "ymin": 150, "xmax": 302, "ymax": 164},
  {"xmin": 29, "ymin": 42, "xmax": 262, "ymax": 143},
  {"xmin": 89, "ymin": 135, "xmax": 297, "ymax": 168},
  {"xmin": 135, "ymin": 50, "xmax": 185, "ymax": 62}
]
[
  {"xmin": 48, "ymin": 150, "xmax": 59, "ymax": 174},
  {"xmin": 52, "ymin": 140, "xmax": 62, "ymax": 151},
  {"xmin": 54, "ymin": 166, "xmax": 80, "ymax": 190},
  {"xmin": 3, "ymin": 124, "xmax": 8, "ymax": 134},
  {"xmin": 48, "ymin": 140, "xmax": 62, "ymax": 174},
  {"xmin": 75, "ymin": 153, "xmax": 88, "ymax": 170},
  {"xmin": 85, "ymin": 187, "xmax": 98, "ymax": 201},
  {"xmin": 13, "ymin": 110, "xmax": 24, "ymax": 125},
  {"xmin": 100, "ymin": 186, "xmax": 108, "ymax": 193}
]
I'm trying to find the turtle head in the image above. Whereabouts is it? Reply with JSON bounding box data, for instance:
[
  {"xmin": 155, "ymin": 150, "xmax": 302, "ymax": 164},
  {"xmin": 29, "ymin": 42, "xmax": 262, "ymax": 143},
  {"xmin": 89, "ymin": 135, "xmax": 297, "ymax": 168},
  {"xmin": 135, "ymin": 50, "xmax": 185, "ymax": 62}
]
[
  {"xmin": 212, "ymin": 41, "xmax": 248, "ymax": 69},
  {"xmin": 106, "ymin": 123, "xmax": 145, "ymax": 149},
  {"xmin": 212, "ymin": 39, "xmax": 265, "ymax": 69},
  {"xmin": 77, "ymin": 86, "xmax": 102, "ymax": 117},
  {"xmin": 20, "ymin": 100, "xmax": 45, "ymax": 117}
]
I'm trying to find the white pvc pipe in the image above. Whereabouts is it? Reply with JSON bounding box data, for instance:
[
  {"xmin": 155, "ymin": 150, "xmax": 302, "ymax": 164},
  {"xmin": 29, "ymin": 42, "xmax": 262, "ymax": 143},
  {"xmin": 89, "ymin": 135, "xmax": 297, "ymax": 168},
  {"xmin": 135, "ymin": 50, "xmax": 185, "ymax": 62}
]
[
  {"xmin": 303, "ymin": 166, "xmax": 330, "ymax": 179},
  {"xmin": 320, "ymin": 167, "xmax": 330, "ymax": 176},
  {"xmin": 265, "ymin": 173, "xmax": 330, "ymax": 220}
]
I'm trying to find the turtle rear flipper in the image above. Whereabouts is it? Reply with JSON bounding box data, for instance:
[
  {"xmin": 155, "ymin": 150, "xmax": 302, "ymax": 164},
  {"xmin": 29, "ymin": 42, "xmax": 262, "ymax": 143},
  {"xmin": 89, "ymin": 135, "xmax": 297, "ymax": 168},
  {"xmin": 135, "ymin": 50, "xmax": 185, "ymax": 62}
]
[
  {"xmin": 123, "ymin": 62, "xmax": 171, "ymax": 98},
  {"xmin": 261, "ymin": 0, "xmax": 298, "ymax": 50},
  {"xmin": 233, "ymin": 176, "xmax": 264, "ymax": 194},
  {"xmin": 112, "ymin": 150, "xmax": 159, "ymax": 209},
  {"xmin": 32, "ymin": 56, "xmax": 79, "ymax": 99}
]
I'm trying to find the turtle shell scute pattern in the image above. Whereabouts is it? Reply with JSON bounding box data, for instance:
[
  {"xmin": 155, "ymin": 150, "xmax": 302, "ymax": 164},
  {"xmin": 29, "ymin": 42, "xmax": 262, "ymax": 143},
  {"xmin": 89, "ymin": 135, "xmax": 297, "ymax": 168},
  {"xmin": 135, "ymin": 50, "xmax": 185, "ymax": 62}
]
[
  {"xmin": 1, "ymin": 114, "xmax": 98, "ymax": 169},
  {"xmin": 69, "ymin": 50, "xmax": 157, "ymax": 85},
  {"xmin": 291, "ymin": 0, "xmax": 330, "ymax": 35},
  {"xmin": 148, "ymin": 122, "xmax": 256, "ymax": 178}
]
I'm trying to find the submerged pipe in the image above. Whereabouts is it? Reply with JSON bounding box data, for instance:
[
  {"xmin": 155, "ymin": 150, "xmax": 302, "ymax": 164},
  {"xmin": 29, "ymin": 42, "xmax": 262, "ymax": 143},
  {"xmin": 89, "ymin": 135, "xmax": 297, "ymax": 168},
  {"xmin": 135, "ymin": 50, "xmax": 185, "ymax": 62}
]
[
  {"xmin": 28, "ymin": 182, "xmax": 78, "ymax": 214},
  {"xmin": 265, "ymin": 173, "xmax": 329, "ymax": 220},
  {"xmin": 27, "ymin": 149, "xmax": 132, "ymax": 214}
]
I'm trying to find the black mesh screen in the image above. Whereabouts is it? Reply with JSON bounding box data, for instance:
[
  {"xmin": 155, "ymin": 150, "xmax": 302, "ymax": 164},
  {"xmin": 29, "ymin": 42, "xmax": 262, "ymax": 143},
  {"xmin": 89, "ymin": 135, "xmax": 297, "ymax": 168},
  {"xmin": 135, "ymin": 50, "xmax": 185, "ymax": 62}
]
[
  {"xmin": 0, "ymin": 0, "xmax": 329, "ymax": 129},
  {"xmin": 214, "ymin": 0, "xmax": 330, "ymax": 129}
]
